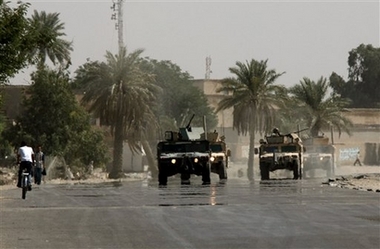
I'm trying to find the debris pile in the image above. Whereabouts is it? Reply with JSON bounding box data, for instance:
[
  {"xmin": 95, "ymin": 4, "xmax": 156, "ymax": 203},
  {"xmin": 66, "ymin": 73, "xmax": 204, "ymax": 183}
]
[{"xmin": 325, "ymin": 173, "xmax": 380, "ymax": 192}]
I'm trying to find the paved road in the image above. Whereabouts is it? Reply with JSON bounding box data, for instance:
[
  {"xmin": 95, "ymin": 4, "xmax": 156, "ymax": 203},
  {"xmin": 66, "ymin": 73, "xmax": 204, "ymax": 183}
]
[{"xmin": 1, "ymin": 175, "xmax": 379, "ymax": 249}]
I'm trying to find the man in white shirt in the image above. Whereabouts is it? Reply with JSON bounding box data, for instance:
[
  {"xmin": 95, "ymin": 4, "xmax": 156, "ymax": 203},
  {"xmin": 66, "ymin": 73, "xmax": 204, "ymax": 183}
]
[{"xmin": 17, "ymin": 141, "xmax": 35, "ymax": 190}]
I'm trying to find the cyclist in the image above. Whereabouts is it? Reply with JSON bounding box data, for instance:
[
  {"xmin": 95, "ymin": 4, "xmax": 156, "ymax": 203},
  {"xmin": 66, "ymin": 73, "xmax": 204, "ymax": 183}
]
[{"xmin": 17, "ymin": 141, "xmax": 35, "ymax": 190}]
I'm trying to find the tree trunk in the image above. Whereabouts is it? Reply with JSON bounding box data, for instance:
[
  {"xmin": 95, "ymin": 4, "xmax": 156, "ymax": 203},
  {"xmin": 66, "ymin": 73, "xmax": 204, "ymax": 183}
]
[
  {"xmin": 141, "ymin": 138, "xmax": 158, "ymax": 177},
  {"xmin": 109, "ymin": 121, "xmax": 124, "ymax": 179},
  {"xmin": 247, "ymin": 131, "xmax": 255, "ymax": 181}
]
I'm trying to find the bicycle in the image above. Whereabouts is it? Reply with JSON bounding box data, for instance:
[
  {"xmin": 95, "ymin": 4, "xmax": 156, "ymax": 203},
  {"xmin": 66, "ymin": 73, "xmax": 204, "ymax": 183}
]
[{"xmin": 20, "ymin": 167, "xmax": 31, "ymax": 199}]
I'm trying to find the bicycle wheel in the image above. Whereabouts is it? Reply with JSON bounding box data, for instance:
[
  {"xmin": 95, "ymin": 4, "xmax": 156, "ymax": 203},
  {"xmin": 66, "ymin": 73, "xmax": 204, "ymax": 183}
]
[
  {"xmin": 22, "ymin": 175, "xmax": 28, "ymax": 199},
  {"xmin": 22, "ymin": 186, "xmax": 27, "ymax": 199}
]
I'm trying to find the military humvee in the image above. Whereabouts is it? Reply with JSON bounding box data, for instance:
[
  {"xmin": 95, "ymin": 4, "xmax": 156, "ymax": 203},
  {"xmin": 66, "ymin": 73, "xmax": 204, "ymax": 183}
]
[
  {"xmin": 255, "ymin": 128, "xmax": 304, "ymax": 180},
  {"xmin": 157, "ymin": 116, "xmax": 211, "ymax": 185},
  {"xmin": 202, "ymin": 131, "xmax": 230, "ymax": 181},
  {"xmin": 303, "ymin": 136, "xmax": 335, "ymax": 178}
]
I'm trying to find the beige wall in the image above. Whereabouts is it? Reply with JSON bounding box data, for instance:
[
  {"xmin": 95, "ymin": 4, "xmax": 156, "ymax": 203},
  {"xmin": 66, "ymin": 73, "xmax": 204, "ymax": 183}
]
[
  {"xmin": 193, "ymin": 79, "xmax": 233, "ymax": 128},
  {"xmin": 344, "ymin": 108, "xmax": 380, "ymax": 126}
]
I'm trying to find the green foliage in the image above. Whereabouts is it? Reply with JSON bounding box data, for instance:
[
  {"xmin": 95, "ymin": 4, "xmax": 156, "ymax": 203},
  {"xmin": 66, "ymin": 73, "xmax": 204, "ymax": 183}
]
[
  {"xmin": 1, "ymin": 67, "xmax": 109, "ymax": 168},
  {"xmin": 0, "ymin": 2, "xmax": 73, "ymax": 83},
  {"xmin": 139, "ymin": 58, "xmax": 218, "ymax": 135},
  {"xmin": 73, "ymin": 47, "xmax": 159, "ymax": 178},
  {"xmin": 64, "ymin": 128, "xmax": 110, "ymax": 168},
  {"xmin": 330, "ymin": 44, "xmax": 380, "ymax": 108},
  {"xmin": 0, "ymin": 0, "xmax": 33, "ymax": 83},
  {"xmin": 289, "ymin": 77, "xmax": 353, "ymax": 137},
  {"xmin": 27, "ymin": 10, "xmax": 73, "ymax": 68},
  {"xmin": 0, "ymin": 113, "xmax": 12, "ymax": 159}
]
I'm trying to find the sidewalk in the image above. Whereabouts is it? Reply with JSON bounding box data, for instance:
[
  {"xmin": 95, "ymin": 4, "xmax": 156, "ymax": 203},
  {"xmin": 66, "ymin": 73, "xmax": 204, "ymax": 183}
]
[{"xmin": 335, "ymin": 165, "xmax": 380, "ymax": 176}]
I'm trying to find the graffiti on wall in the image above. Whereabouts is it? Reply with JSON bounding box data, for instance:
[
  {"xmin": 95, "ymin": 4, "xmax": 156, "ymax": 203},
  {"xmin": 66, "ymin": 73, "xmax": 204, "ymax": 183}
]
[{"xmin": 339, "ymin": 147, "xmax": 359, "ymax": 161}]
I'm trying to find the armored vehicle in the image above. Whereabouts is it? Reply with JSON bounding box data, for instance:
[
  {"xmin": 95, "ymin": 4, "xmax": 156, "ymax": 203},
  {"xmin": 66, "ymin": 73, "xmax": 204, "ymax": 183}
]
[
  {"xmin": 255, "ymin": 128, "xmax": 304, "ymax": 180},
  {"xmin": 157, "ymin": 116, "xmax": 211, "ymax": 185},
  {"xmin": 303, "ymin": 136, "xmax": 335, "ymax": 178},
  {"xmin": 202, "ymin": 131, "xmax": 230, "ymax": 181}
]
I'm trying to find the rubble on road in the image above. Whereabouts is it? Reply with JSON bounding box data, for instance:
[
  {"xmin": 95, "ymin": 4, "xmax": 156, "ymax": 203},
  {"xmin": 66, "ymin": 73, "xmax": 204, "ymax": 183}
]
[{"xmin": 324, "ymin": 173, "xmax": 380, "ymax": 192}]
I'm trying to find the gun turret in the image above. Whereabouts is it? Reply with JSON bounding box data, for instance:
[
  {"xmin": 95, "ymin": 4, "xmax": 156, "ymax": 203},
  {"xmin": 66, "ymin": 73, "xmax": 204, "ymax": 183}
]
[
  {"xmin": 265, "ymin": 128, "xmax": 303, "ymax": 144},
  {"xmin": 164, "ymin": 114, "xmax": 203, "ymax": 141},
  {"xmin": 186, "ymin": 114, "xmax": 195, "ymax": 132}
]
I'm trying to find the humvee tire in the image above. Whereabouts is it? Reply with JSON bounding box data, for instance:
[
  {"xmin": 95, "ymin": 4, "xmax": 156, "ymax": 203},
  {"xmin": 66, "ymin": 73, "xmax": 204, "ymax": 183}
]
[
  {"xmin": 293, "ymin": 161, "xmax": 299, "ymax": 179},
  {"xmin": 218, "ymin": 162, "xmax": 228, "ymax": 180},
  {"xmin": 158, "ymin": 170, "xmax": 167, "ymax": 185},
  {"xmin": 260, "ymin": 162, "xmax": 270, "ymax": 180},
  {"xmin": 202, "ymin": 163, "xmax": 211, "ymax": 185}
]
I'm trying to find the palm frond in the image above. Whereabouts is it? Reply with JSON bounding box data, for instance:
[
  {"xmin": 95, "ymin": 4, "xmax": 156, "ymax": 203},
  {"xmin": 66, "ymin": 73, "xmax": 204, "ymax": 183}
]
[
  {"xmin": 289, "ymin": 77, "xmax": 353, "ymax": 136},
  {"xmin": 216, "ymin": 59, "xmax": 285, "ymax": 135}
]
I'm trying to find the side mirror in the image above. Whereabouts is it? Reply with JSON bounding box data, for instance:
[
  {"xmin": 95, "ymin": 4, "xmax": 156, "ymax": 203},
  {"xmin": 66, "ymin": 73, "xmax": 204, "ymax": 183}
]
[
  {"xmin": 226, "ymin": 149, "xmax": 231, "ymax": 157},
  {"xmin": 254, "ymin": 148, "xmax": 259, "ymax": 155}
]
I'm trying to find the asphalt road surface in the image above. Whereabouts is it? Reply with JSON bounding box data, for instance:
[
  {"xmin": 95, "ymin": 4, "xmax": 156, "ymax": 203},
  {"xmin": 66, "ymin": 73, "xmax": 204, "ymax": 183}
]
[{"xmin": 1, "ymin": 175, "xmax": 379, "ymax": 249}]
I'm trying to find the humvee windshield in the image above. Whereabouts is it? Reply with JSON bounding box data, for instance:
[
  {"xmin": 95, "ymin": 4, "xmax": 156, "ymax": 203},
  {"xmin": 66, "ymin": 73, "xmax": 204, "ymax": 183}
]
[
  {"xmin": 262, "ymin": 145, "xmax": 298, "ymax": 153},
  {"xmin": 160, "ymin": 141, "xmax": 209, "ymax": 153},
  {"xmin": 210, "ymin": 144, "xmax": 223, "ymax": 152},
  {"xmin": 280, "ymin": 145, "xmax": 298, "ymax": 152},
  {"xmin": 262, "ymin": 146, "xmax": 277, "ymax": 153}
]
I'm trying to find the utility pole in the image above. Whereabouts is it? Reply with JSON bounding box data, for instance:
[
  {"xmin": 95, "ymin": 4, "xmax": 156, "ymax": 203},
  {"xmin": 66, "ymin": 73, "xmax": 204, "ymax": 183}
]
[
  {"xmin": 205, "ymin": 56, "xmax": 212, "ymax": 79},
  {"xmin": 111, "ymin": 0, "xmax": 124, "ymax": 51}
]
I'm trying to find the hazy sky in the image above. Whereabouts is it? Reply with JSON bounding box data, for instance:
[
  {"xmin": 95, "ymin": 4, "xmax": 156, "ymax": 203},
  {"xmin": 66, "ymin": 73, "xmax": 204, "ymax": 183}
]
[{"xmin": 11, "ymin": 0, "xmax": 380, "ymax": 87}]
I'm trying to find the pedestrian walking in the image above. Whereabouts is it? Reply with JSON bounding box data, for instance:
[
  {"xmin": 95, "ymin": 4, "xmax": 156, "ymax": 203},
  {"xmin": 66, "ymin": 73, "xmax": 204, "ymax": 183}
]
[
  {"xmin": 88, "ymin": 160, "xmax": 94, "ymax": 175},
  {"xmin": 34, "ymin": 146, "xmax": 45, "ymax": 185},
  {"xmin": 353, "ymin": 151, "xmax": 362, "ymax": 166}
]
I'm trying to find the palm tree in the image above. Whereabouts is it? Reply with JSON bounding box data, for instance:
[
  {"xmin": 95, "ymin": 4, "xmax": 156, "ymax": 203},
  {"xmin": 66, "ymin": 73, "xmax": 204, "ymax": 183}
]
[
  {"xmin": 289, "ymin": 77, "xmax": 353, "ymax": 137},
  {"xmin": 28, "ymin": 10, "xmax": 73, "ymax": 68},
  {"xmin": 216, "ymin": 59, "xmax": 286, "ymax": 180},
  {"xmin": 77, "ymin": 47, "xmax": 160, "ymax": 178}
]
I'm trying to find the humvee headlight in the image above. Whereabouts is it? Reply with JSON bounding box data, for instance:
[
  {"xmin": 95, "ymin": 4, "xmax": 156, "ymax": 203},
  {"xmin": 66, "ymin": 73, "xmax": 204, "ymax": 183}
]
[
  {"xmin": 194, "ymin": 158, "xmax": 199, "ymax": 163},
  {"xmin": 171, "ymin": 159, "xmax": 176, "ymax": 164},
  {"xmin": 320, "ymin": 157, "xmax": 323, "ymax": 161},
  {"xmin": 210, "ymin": 157, "xmax": 215, "ymax": 162}
]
